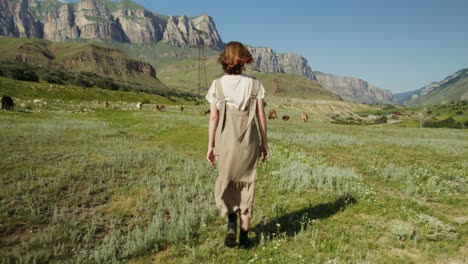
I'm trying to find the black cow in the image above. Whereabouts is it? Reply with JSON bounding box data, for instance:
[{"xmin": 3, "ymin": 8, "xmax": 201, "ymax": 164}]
[{"xmin": 1, "ymin": 96, "xmax": 14, "ymax": 111}]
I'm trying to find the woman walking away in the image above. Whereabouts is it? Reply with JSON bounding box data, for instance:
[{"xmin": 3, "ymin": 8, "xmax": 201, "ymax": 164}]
[{"xmin": 206, "ymin": 41, "xmax": 270, "ymax": 249}]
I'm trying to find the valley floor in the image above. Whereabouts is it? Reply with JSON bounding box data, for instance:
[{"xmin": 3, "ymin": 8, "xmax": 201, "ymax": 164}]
[{"xmin": 0, "ymin": 92, "xmax": 467, "ymax": 263}]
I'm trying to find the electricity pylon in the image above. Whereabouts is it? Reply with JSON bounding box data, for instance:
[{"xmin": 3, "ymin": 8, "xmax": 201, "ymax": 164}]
[{"xmin": 193, "ymin": 28, "xmax": 208, "ymax": 96}]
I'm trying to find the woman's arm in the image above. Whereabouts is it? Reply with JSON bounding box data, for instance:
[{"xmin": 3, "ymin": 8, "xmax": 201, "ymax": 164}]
[
  {"xmin": 207, "ymin": 103, "xmax": 219, "ymax": 167},
  {"xmin": 256, "ymin": 99, "xmax": 270, "ymax": 161}
]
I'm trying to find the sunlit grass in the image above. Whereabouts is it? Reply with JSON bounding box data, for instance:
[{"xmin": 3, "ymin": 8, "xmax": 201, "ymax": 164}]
[{"xmin": 0, "ymin": 97, "xmax": 466, "ymax": 263}]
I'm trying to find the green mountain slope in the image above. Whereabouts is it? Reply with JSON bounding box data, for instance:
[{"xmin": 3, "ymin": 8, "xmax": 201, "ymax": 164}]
[
  {"xmin": 403, "ymin": 68, "xmax": 468, "ymax": 105},
  {"xmin": 0, "ymin": 36, "xmax": 176, "ymax": 96},
  {"xmin": 157, "ymin": 58, "xmax": 341, "ymax": 100},
  {"xmin": 94, "ymin": 40, "xmax": 220, "ymax": 70}
]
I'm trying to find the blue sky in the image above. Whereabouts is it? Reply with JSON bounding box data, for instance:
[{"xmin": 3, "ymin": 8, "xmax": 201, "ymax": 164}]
[{"xmin": 129, "ymin": 0, "xmax": 467, "ymax": 93}]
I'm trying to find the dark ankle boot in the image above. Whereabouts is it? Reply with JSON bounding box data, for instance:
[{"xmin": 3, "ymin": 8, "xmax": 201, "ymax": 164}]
[
  {"xmin": 239, "ymin": 229, "xmax": 251, "ymax": 249},
  {"xmin": 224, "ymin": 213, "xmax": 237, "ymax": 247}
]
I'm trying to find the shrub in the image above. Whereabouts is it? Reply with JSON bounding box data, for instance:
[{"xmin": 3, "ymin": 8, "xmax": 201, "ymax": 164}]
[
  {"xmin": 415, "ymin": 214, "xmax": 456, "ymax": 241},
  {"xmin": 423, "ymin": 116, "xmax": 462, "ymax": 129},
  {"xmin": 40, "ymin": 70, "xmax": 69, "ymax": 84},
  {"xmin": 390, "ymin": 220, "xmax": 415, "ymax": 241},
  {"xmin": 95, "ymin": 78, "xmax": 119, "ymax": 90},
  {"xmin": 72, "ymin": 75, "xmax": 93, "ymax": 87},
  {"xmin": 0, "ymin": 62, "xmax": 39, "ymax": 82}
]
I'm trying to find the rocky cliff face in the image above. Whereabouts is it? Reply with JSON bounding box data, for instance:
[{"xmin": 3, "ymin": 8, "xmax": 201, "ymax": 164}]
[
  {"xmin": 72, "ymin": 0, "xmax": 125, "ymax": 41},
  {"xmin": 112, "ymin": 8, "xmax": 165, "ymax": 44},
  {"xmin": 0, "ymin": 0, "xmax": 42, "ymax": 38},
  {"xmin": 314, "ymin": 71, "xmax": 394, "ymax": 104},
  {"xmin": 0, "ymin": 0, "xmax": 223, "ymax": 48},
  {"xmin": 248, "ymin": 47, "xmax": 316, "ymax": 80},
  {"xmin": 163, "ymin": 15, "xmax": 223, "ymax": 50},
  {"xmin": 43, "ymin": 4, "xmax": 79, "ymax": 41},
  {"xmin": 0, "ymin": 0, "xmax": 316, "ymax": 81}
]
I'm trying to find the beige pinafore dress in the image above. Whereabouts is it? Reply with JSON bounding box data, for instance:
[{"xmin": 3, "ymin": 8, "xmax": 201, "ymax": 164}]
[{"xmin": 214, "ymin": 77, "xmax": 261, "ymax": 218}]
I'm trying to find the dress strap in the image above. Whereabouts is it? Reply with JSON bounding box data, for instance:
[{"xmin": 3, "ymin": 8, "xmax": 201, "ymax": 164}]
[
  {"xmin": 215, "ymin": 78, "xmax": 227, "ymax": 134},
  {"xmin": 250, "ymin": 79, "xmax": 258, "ymax": 99},
  {"xmin": 238, "ymin": 78, "xmax": 259, "ymax": 142}
]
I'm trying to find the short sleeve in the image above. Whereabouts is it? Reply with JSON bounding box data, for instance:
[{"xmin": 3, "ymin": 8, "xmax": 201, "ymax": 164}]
[
  {"xmin": 257, "ymin": 80, "xmax": 266, "ymax": 100},
  {"xmin": 205, "ymin": 80, "xmax": 217, "ymax": 105}
]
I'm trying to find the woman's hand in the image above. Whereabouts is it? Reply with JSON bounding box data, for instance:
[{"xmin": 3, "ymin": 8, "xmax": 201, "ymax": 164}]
[
  {"xmin": 207, "ymin": 147, "xmax": 216, "ymax": 167},
  {"xmin": 260, "ymin": 143, "xmax": 270, "ymax": 162}
]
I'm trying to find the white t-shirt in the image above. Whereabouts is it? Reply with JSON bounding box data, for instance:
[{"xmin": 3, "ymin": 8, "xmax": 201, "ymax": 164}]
[{"xmin": 205, "ymin": 75, "xmax": 266, "ymax": 110}]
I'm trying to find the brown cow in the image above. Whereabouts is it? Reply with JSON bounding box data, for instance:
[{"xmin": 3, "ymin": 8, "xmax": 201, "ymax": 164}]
[
  {"xmin": 301, "ymin": 112, "xmax": 308, "ymax": 123},
  {"xmin": 282, "ymin": 115, "xmax": 290, "ymax": 121},
  {"xmin": 1, "ymin": 95, "xmax": 14, "ymax": 111},
  {"xmin": 268, "ymin": 109, "xmax": 278, "ymax": 120},
  {"xmin": 156, "ymin": 105, "xmax": 166, "ymax": 111}
]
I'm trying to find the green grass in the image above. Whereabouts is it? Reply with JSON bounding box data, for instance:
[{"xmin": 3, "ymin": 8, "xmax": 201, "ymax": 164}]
[
  {"xmin": 84, "ymin": 15, "xmax": 114, "ymax": 23},
  {"xmin": 0, "ymin": 82, "xmax": 466, "ymax": 263},
  {"xmin": 0, "ymin": 77, "xmax": 193, "ymax": 105},
  {"xmin": 354, "ymin": 101, "xmax": 468, "ymax": 128}
]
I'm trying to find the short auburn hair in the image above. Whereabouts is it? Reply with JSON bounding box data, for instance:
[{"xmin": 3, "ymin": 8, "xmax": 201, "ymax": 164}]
[{"xmin": 218, "ymin": 41, "xmax": 253, "ymax": 75}]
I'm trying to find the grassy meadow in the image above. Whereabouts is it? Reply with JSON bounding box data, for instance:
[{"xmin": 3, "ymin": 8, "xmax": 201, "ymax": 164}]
[{"xmin": 0, "ymin": 78, "xmax": 467, "ymax": 263}]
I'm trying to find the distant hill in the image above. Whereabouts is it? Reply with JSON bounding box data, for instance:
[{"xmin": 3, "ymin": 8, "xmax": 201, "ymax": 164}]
[
  {"xmin": 157, "ymin": 57, "xmax": 341, "ymax": 101},
  {"xmin": 396, "ymin": 68, "xmax": 468, "ymax": 105},
  {"xmin": 392, "ymin": 89, "xmax": 419, "ymax": 104},
  {"xmin": 313, "ymin": 71, "xmax": 394, "ymax": 104},
  {"xmin": 0, "ymin": 36, "xmax": 173, "ymax": 95}
]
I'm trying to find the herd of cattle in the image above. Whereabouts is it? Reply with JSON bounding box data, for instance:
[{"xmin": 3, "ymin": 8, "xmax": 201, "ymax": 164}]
[
  {"xmin": 268, "ymin": 109, "xmax": 308, "ymax": 122},
  {"xmin": 2, "ymin": 95, "xmax": 309, "ymax": 122},
  {"xmin": 101, "ymin": 100, "xmax": 168, "ymax": 111}
]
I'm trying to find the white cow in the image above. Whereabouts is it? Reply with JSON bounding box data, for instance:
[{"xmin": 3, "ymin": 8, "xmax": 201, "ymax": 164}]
[
  {"xmin": 136, "ymin": 102, "xmax": 143, "ymax": 110},
  {"xmin": 33, "ymin": 99, "xmax": 47, "ymax": 108}
]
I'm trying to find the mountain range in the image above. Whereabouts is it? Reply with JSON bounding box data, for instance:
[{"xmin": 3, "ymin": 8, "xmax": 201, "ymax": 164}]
[
  {"xmin": 394, "ymin": 68, "xmax": 468, "ymax": 105},
  {"xmin": 313, "ymin": 71, "xmax": 394, "ymax": 104},
  {"xmin": 1, "ymin": 0, "xmax": 464, "ymax": 105},
  {"xmin": 0, "ymin": 0, "xmax": 313, "ymax": 77}
]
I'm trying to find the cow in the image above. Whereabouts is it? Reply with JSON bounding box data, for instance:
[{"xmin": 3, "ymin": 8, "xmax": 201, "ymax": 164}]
[
  {"xmin": 102, "ymin": 101, "xmax": 109, "ymax": 108},
  {"xmin": 1, "ymin": 96, "xmax": 14, "ymax": 111},
  {"xmin": 268, "ymin": 109, "xmax": 278, "ymax": 120},
  {"xmin": 180, "ymin": 106, "xmax": 184, "ymax": 112},
  {"xmin": 33, "ymin": 99, "xmax": 47, "ymax": 108},
  {"xmin": 204, "ymin": 109, "xmax": 211, "ymax": 116},
  {"xmin": 301, "ymin": 112, "xmax": 308, "ymax": 123},
  {"xmin": 156, "ymin": 105, "xmax": 166, "ymax": 111},
  {"xmin": 136, "ymin": 102, "xmax": 143, "ymax": 110},
  {"xmin": 282, "ymin": 115, "xmax": 290, "ymax": 121}
]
